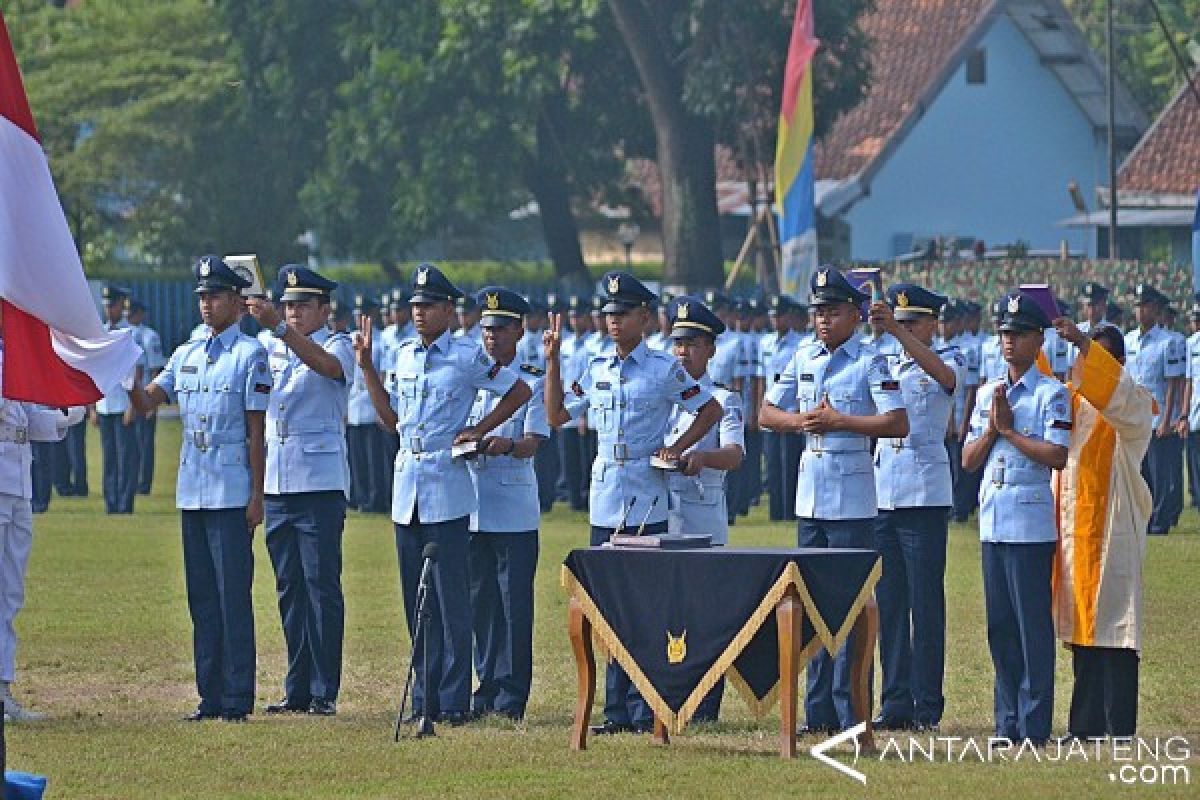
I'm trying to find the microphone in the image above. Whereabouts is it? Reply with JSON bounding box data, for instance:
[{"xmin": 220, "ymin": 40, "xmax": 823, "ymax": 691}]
[
  {"xmin": 417, "ymin": 542, "xmax": 438, "ymax": 593},
  {"xmin": 635, "ymin": 495, "xmax": 660, "ymax": 536},
  {"xmin": 614, "ymin": 496, "xmax": 637, "ymax": 535}
]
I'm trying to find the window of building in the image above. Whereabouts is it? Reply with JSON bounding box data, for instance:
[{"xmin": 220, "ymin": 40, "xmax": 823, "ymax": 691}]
[{"xmin": 966, "ymin": 48, "xmax": 987, "ymax": 85}]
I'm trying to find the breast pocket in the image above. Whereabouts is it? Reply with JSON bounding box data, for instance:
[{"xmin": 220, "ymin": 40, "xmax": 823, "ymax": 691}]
[
  {"xmin": 176, "ymin": 374, "xmax": 201, "ymax": 413},
  {"xmin": 834, "ymin": 389, "xmax": 867, "ymax": 415},
  {"xmin": 216, "ymin": 383, "xmax": 245, "ymax": 412},
  {"xmin": 797, "ymin": 386, "xmax": 816, "ymax": 412},
  {"xmin": 591, "ymin": 391, "xmax": 615, "ymax": 433},
  {"xmin": 397, "ymin": 383, "xmax": 420, "ymax": 422},
  {"xmin": 499, "ymin": 466, "xmax": 534, "ymax": 486}
]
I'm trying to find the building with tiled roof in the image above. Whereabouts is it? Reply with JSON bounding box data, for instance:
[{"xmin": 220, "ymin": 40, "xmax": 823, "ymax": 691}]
[
  {"xmin": 813, "ymin": 0, "xmax": 1145, "ymax": 261},
  {"xmin": 1060, "ymin": 78, "xmax": 1197, "ymax": 263}
]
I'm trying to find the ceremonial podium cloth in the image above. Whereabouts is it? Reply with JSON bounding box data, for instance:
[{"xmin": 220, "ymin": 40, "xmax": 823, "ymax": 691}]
[{"xmin": 562, "ymin": 547, "xmax": 881, "ymax": 734}]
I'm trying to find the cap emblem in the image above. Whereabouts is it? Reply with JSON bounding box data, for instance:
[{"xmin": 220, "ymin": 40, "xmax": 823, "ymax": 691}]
[
  {"xmin": 677, "ymin": 302, "xmax": 690, "ymax": 320},
  {"xmin": 1007, "ymin": 295, "xmax": 1021, "ymax": 314},
  {"xmin": 199, "ymin": 258, "xmax": 211, "ymax": 278},
  {"xmin": 286, "ymin": 270, "xmax": 298, "ymax": 287},
  {"xmin": 896, "ymin": 291, "xmax": 909, "ymax": 308},
  {"xmin": 416, "ymin": 267, "xmax": 429, "ymax": 286},
  {"xmin": 815, "ymin": 269, "xmax": 828, "ymax": 287},
  {"xmin": 607, "ymin": 274, "xmax": 621, "ymax": 294},
  {"xmin": 486, "ymin": 292, "xmax": 500, "ymax": 310}
]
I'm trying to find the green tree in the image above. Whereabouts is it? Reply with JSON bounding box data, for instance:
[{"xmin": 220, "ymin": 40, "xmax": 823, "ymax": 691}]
[
  {"xmin": 8, "ymin": 0, "xmax": 236, "ymax": 269},
  {"xmin": 606, "ymin": 0, "xmax": 874, "ymax": 288},
  {"xmin": 1064, "ymin": 0, "xmax": 1199, "ymax": 115}
]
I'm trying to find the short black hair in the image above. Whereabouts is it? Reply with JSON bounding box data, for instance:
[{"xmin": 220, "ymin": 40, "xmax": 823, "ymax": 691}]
[{"xmin": 1091, "ymin": 326, "xmax": 1125, "ymax": 360}]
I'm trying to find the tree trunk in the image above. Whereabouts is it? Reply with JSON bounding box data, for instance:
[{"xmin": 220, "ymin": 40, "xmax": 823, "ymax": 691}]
[
  {"xmin": 524, "ymin": 101, "xmax": 592, "ymax": 294},
  {"xmin": 607, "ymin": 0, "xmax": 724, "ymax": 291}
]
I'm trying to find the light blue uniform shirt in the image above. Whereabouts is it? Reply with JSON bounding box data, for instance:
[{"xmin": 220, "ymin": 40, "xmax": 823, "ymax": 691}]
[
  {"xmin": 387, "ymin": 330, "xmax": 519, "ymax": 525},
  {"xmin": 455, "ymin": 325, "xmax": 483, "ymax": 345},
  {"xmin": 466, "ymin": 366, "xmax": 550, "ymax": 533},
  {"xmin": 760, "ymin": 330, "xmax": 804, "ymax": 391},
  {"xmin": 564, "ymin": 340, "xmax": 712, "ymax": 528},
  {"xmin": 1125, "ymin": 325, "xmax": 1185, "ymax": 427},
  {"xmin": 980, "ymin": 334, "xmax": 1005, "ymax": 386},
  {"xmin": 1041, "ymin": 328, "xmax": 1070, "ymax": 376},
  {"xmin": 861, "ymin": 332, "xmax": 903, "ymax": 366},
  {"xmin": 1187, "ymin": 331, "xmax": 1200, "ymax": 432},
  {"xmin": 644, "ymin": 331, "xmax": 670, "ymax": 352},
  {"xmin": 517, "ymin": 330, "xmax": 547, "ymax": 372},
  {"xmin": 951, "ymin": 332, "xmax": 981, "ymax": 429},
  {"xmin": 875, "ymin": 346, "xmax": 963, "ymax": 509},
  {"xmin": 766, "ymin": 337, "xmax": 905, "ymax": 519},
  {"xmin": 153, "ymin": 324, "xmax": 271, "ymax": 510},
  {"xmin": 965, "ymin": 368, "xmax": 1071, "ymax": 544},
  {"xmin": 131, "ymin": 323, "xmax": 166, "ymax": 371},
  {"xmin": 263, "ymin": 327, "xmax": 356, "ymax": 495},
  {"xmin": 559, "ymin": 330, "xmax": 593, "ymax": 387},
  {"xmin": 664, "ymin": 376, "xmax": 744, "ymax": 544},
  {"xmin": 709, "ymin": 331, "xmax": 742, "ymax": 389}
]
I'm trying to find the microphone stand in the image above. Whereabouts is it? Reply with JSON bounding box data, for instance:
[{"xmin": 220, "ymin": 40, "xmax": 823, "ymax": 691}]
[
  {"xmin": 634, "ymin": 496, "xmax": 660, "ymax": 536},
  {"xmin": 611, "ymin": 495, "xmax": 637, "ymax": 539},
  {"xmin": 394, "ymin": 552, "xmax": 437, "ymax": 741}
]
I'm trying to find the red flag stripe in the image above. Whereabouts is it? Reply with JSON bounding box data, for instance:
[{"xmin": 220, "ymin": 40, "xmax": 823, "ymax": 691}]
[
  {"xmin": 0, "ymin": 12, "xmax": 39, "ymax": 142},
  {"xmin": 1, "ymin": 300, "xmax": 102, "ymax": 405}
]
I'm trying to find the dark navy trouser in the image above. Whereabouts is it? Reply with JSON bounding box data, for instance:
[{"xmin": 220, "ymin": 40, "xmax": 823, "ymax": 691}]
[
  {"xmin": 981, "ymin": 541, "xmax": 1055, "ymax": 742},
  {"xmin": 558, "ymin": 427, "xmax": 590, "ymax": 511},
  {"xmin": 56, "ymin": 420, "xmax": 87, "ymax": 496},
  {"xmin": 534, "ymin": 430, "xmax": 560, "ymax": 512},
  {"xmin": 589, "ymin": 522, "xmax": 667, "ymax": 727},
  {"xmin": 135, "ymin": 413, "xmax": 157, "ymax": 494},
  {"xmin": 30, "ymin": 442, "xmax": 55, "ymax": 513},
  {"xmin": 873, "ymin": 507, "xmax": 947, "ymax": 725},
  {"xmin": 98, "ymin": 413, "xmax": 138, "ymax": 513},
  {"xmin": 396, "ymin": 513, "xmax": 472, "ymax": 717},
  {"xmin": 797, "ymin": 517, "xmax": 875, "ymax": 730},
  {"xmin": 265, "ymin": 491, "xmax": 347, "ymax": 704},
  {"xmin": 1142, "ymin": 433, "xmax": 1183, "ymax": 534},
  {"xmin": 468, "ymin": 532, "xmax": 538, "ymax": 717},
  {"xmin": 182, "ymin": 508, "xmax": 255, "ymax": 715},
  {"xmin": 1187, "ymin": 431, "xmax": 1200, "ymax": 509}
]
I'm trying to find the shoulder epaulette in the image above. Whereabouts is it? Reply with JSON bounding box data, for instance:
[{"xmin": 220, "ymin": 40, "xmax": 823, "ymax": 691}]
[{"xmin": 520, "ymin": 364, "xmax": 544, "ymax": 376}]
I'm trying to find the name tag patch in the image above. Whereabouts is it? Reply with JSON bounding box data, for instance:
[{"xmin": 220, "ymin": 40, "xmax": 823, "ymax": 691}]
[{"xmin": 181, "ymin": 366, "xmax": 198, "ymax": 374}]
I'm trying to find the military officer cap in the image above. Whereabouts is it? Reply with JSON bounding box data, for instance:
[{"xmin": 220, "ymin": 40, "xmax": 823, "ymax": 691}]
[
  {"xmin": 409, "ymin": 262, "xmax": 463, "ymax": 304},
  {"xmin": 767, "ymin": 295, "xmax": 800, "ymax": 315},
  {"xmin": 276, "ymin": 264, "xmax": 338, "ymax": 302},
  {"xmin": 659, "ymin": 289, "xmax": 675, "ymax": 308},
  {"xmin": 545, "ymin": 292, "xmax": 567, "ymax": 313},
  {"xmin": 456, "ymin": 293, "xmax": 479, "ymax": 312},
  {"xmin": 127, "ymin": 299, "xmax": 147, "ymax": 314},
  {"xmin": 963, "ymin": 301, "xmax": 982, "ymax": 316},
  {"xmin": 810, "ymin": 266, "xmax": 869, "ymax": 307},
  {"xmin": 590, "ymin": 295, "xmax": 605, "ymax": 314},
  {"xmin": 668, "ymin": 295, "xmax": 726, "ymax": 340},
  {"xmin": 887, "ymin": 282, "xmax": 946, "ymax": 321},
  {"xmin": 354, "ymin": 293, "xmax": 379, "ymax": 312},
  {"xmin": 997, "ymin": 291, "xmax": 1052, "ymax": 332},
  {"xmin": 388, "ymin": 289, "xmax": 410, "ymax": 310},
  {"xmin": 1107, "ymin": 301, "xmax": 1124, "ymax": 323},
  {"xmin": 101, "ymin": 283, "xmax": 130, "ymax": 303},
  {"xmin": 1080, "ymin": 282, "xmax": 1110, "ymax": 303},
  {"xmin": 938, "ymin": 299, "xmax": 961, "ymax": 322},
  {"xmin": 329, "ymin": 296, "xmax": 352, "ymax": 321},
  {"xmin": 990, "ymin": 297, "xmax": 1005, "ymax": 321},
  {"xmin": 567, "ymin": 295, "xmax": 590, "ymax": 313},
  {"xmin": 600, "ymin": 271, "xmax": 655, "ymax": 313},
  {"xmin": 526, "ymin": 296, "xmax": 549, "ymax": 315},
  {"xmin": 1133, "ymin": 282, "xmax": 1168, "ymax": 307},
  {"xmin": 476, "ymin": 286, "xmax": 530, "ymax": 328},
  {"xmin": 702, "ymin": 288, "xmax": 730, "ymax": 310},
  {"xmin": 1189, "ymin": 302, "xmax": 1200, "ymax": 320},
  {"xmin": 193, "ymin": 255, "xmax": 250, "ymax": 294}
]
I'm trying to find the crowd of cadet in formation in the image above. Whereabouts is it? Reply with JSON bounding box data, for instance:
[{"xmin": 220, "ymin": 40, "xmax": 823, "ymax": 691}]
[{"xmin": 3, "ymin": 258, "xmax": 1174, "ymax": 750}]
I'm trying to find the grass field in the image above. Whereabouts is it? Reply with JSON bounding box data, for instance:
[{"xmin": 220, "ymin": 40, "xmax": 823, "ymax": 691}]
[{"xmin": 5, "ymin": 419, "xmax": 1199, "ymax": 798}]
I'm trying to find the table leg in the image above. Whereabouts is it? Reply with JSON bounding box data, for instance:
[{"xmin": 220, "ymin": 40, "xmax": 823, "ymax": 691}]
[
  {"xmin": 568, "ymin": 596, "xmax": 596, "ymax": 751},
  {"xmin": 776, "ymin": 587, "xmax": 803, "ymax": 759},
  {"xmin": 849, "ymin": 597, "xmax": 879, "ymax": 753},
  {"xmin": 652, "ymin": 715, "xmax": 669, "ymax": 745}
]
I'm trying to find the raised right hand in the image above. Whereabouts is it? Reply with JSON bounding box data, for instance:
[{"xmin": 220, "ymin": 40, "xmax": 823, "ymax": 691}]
[
  {"xmin": 353, "ymin": 313, "xmax": 373, "ymax": 367},
  {"xmin": 543, "ymin": 312, "xmax": 563, "ymax": 361}
]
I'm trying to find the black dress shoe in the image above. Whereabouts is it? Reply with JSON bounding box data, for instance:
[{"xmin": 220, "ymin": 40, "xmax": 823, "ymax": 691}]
[
  {"xmin": 915, "ymin": 721, "xmax": 940, "ymax": 733},
  {"xmin": 221, "ymin": 712, "xmax": 248, "ymax": 723},
  {"xmin": 872, "ymin": 714, "xmax": 916, "ymax": 731},
  {"xmin": 264, "ymin": 698, "xmax": 310, "ymax": 714},
  {"xmin": 439, "ymin": 711, "xmax": 471, "ymax": 727},
  {"xmin": 589, "ymin": 720, "xmax": 635, "ymax": 735},
  {"xmin": 308, "ymin": 699, "xmax": 337, "ymax": 716},
  {"xmin": 183, "ymin": 708, "xmax": 220, "ymax": 722}
]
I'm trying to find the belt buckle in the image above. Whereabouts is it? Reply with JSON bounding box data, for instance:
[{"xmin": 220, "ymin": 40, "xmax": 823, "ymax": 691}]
[
  {"xmin": 613, "ymin": 442, "xmax": 628, "ymax": 461},
  {"xmin": 192, "ymin": 431, "xmax": 209, "ymax": 452},
  {"xmin": 892, "ymin": 438, "xmax": 902, "ymax": 452},
  {"xmin": 14, "ymin": 428, "xmax": 28, "ymax": 445},
  {"xmin": 811, "ymin": 435, "xmax": 823, "ymax": 457}
]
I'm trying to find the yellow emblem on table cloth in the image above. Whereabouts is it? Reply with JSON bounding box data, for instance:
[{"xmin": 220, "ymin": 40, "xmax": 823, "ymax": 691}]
[{"xmin": 666, "ymin": 630, "xmax": 687, "ymax": 664}]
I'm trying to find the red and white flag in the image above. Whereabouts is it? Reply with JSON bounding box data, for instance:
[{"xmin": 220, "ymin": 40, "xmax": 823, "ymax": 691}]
[{"xmin": 0, "ymin": 11, "xmax": 141, "ymax": 405}]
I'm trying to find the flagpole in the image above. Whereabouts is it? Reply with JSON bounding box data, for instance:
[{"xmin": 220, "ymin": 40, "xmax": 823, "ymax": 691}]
[{"xmin": 1106, "ymin": 0, "xmax": 1118, "ymax": 260}]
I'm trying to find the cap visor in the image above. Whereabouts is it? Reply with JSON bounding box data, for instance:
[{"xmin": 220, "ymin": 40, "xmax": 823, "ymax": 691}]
[
  {"xmin": 997, "ymin": 320, "xmax": 1041, "ymax": 333},
  {"xmin": 669, "ymin": 325, "xmax": 709, "ymax": 339},
  {"xmin": 194, "ymin": 284, "xmax": 236, "ymax": 294},
  {"xmin": 893, "ymin": 309, "xmax": 929, "ymax": 321},
  {"xmin": 479, "ymin": 314, "xmax": 519, "ymax": 328},
  {"xmin": 601, "ymin": 301, "xmax": 637, "ymax": 313},
  {"xmin": 409, "ymin": 291, "xmax": 450, "ymax": 304},
  {"xmin": 278, "ymin": 290, "xmax": 326, "ymax": 303}
]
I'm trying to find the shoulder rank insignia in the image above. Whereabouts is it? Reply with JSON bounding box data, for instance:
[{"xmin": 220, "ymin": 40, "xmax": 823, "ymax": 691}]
[{"xmin": 520, "ymin": 364, "xmax": 544, "ymax": 376}]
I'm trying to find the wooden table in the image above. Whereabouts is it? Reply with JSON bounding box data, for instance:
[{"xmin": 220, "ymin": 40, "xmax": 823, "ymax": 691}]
[{"xmin": 568, "ymin": 583, "xmax": 879, "ymax": 758}]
